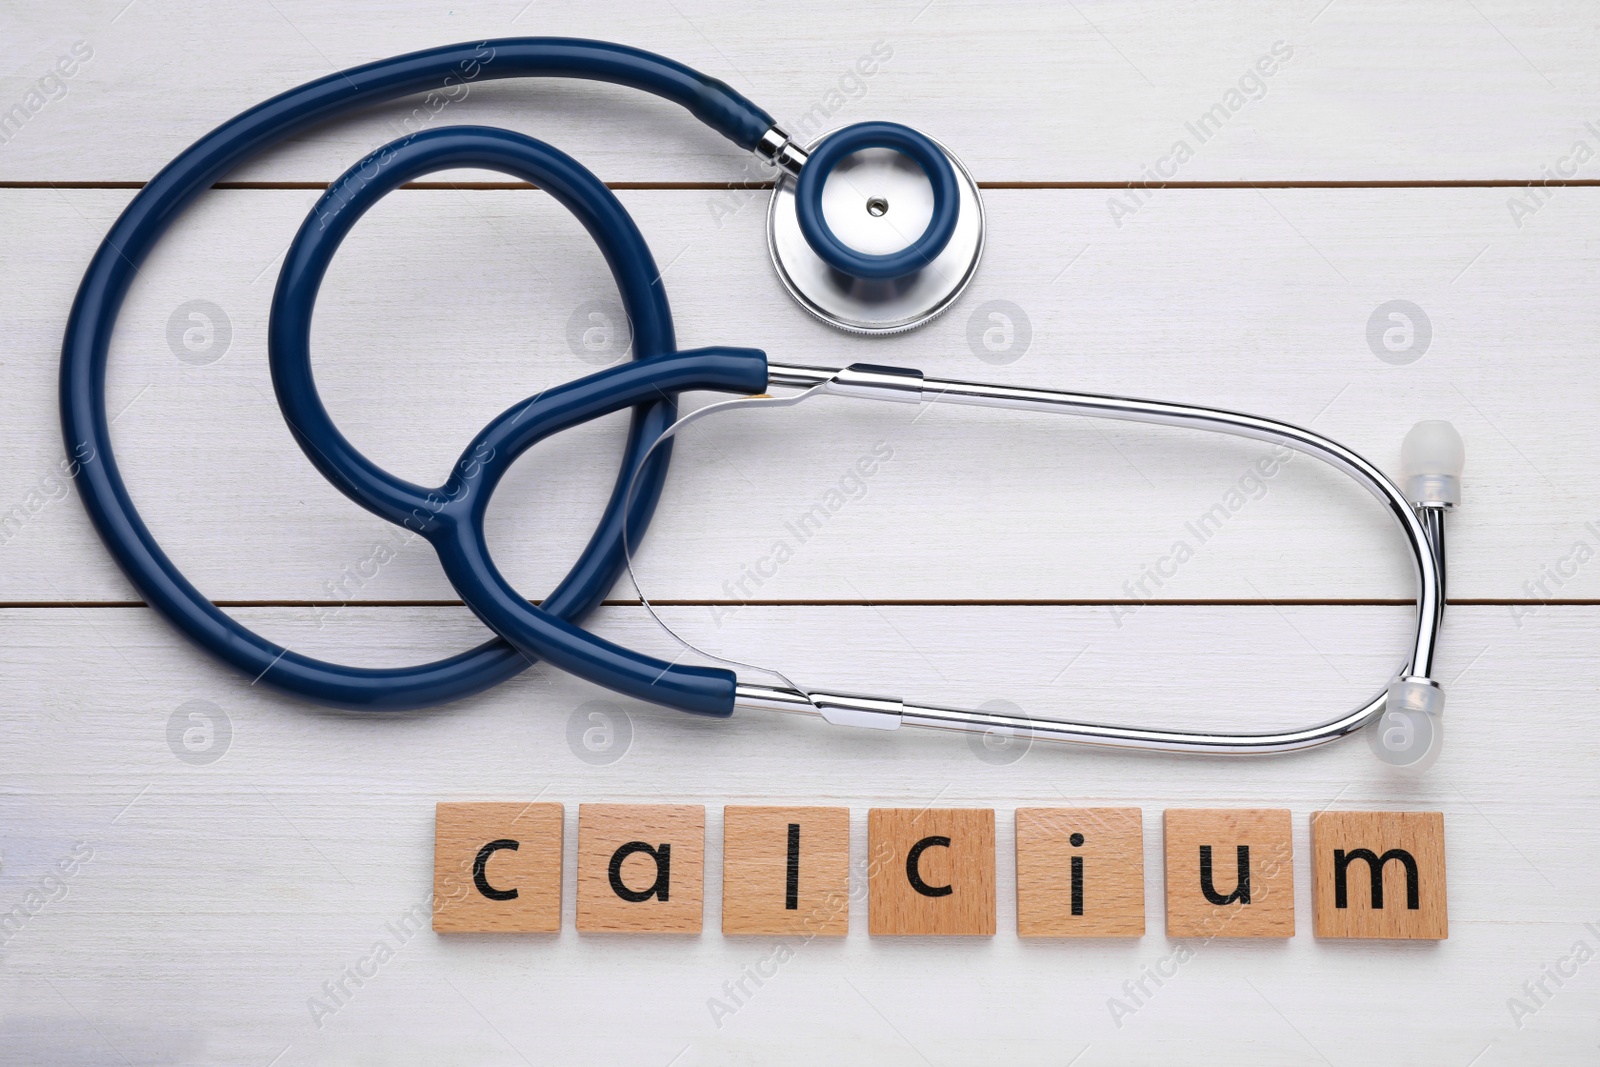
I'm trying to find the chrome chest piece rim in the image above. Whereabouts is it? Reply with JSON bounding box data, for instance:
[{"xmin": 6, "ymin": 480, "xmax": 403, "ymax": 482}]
[{"xmin": 767, "ymin": 129, "xmax": 985, "ymax": 334}]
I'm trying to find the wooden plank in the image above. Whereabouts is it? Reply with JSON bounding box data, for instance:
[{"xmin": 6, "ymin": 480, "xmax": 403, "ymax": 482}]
[
  {"xmin": 1, "ymin": 603, "xmax": 1596, "ymax": 1060},
  {"xmin": 5, "ymin": 186, "xmax": 1596, "ymax": 604},
  {"xmin": 1, "ymin": 599, "xmax": 1422, "ymax": 738},
  {"xmin": 6, "ymin": 2, "xmax": 1600, "ymax": 183},
  {"xmin": 2, "ymin": 601, "xmax": 1575, "ymax": 807}
]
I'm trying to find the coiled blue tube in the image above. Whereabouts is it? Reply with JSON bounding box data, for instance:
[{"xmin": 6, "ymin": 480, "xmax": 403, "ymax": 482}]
[
  {"xmin": 272, "ymin": 126, "xmax": 762, "ymax": 714},
  {"xmin": 59, "ymin": 39, "xmax": 774, "ymax": 711}
]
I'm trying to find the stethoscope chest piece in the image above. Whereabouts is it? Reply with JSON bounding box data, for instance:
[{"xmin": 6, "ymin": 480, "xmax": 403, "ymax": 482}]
[{"xmin": 766, "ymin": 122, "xmax": 984, "ymax": 334}]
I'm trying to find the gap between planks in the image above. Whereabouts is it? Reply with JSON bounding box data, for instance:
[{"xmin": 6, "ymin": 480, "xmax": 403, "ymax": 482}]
[
  {"xmin": 0, "ymin": 597, "xmax": 1576, "ymax": 610},
  {"xmin": 5, "ymin": 179, "xmax": 1598, "ymax": 191}
]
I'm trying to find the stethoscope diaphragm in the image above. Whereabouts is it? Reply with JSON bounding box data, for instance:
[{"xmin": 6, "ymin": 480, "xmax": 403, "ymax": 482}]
[{"xmin": 766, "ymin": 123, "xmax": 985, "ymax": 334}]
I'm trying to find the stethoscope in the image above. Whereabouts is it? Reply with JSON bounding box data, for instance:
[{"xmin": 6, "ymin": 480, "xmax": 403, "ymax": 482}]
[{"xmin": 60, "ymin": 38, "xmax": 1463, "ymax": 767}]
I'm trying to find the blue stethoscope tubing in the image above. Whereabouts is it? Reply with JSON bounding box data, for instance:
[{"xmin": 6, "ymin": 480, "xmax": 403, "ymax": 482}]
[
  {"xmin": 272, "ymin": 124, "xmax": 766, "ymax": 715},
  {"xmin": 59, "ymin": 39, "xmax": 784, "ymax": 713}
]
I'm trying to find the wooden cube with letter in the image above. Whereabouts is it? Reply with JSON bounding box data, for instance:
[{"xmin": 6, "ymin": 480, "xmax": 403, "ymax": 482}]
[
  {"xmin": 1311, "ymin": 811, "xmax": 1447, "ymax": 939},
  {"xmin": 432, "ymin": 802, "xmax": 564, "ymax": 933},
  {"xmin": 1016, "ymin": 807, "xmax": 1145, "ymax": 937},
  {"xmin": 576, "ymin": 804, "xmax": 705, "ymax": 933},
  {"xmin": 1163, "ymin": 808, "xmax": 1294, "ymax": 938},
  {"xmin": 868, "ymin": 808, "xmax": 995, "ymax": 936},
  {"xmin": 723, "ymin": 805, "xmax": 851, "ymax": 936}
]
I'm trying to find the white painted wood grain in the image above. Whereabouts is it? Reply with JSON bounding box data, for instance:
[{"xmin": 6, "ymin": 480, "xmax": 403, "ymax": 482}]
[
  {"xmin": 4, "ymin": 6, "xmax": 1599, "ymax": 1064},
  {"xmin": 1, "ymin": 185, "xmax": 1593, "ymax": 602},
  {"xmin": 0, "ymin": 604, "xmax": 1592, "ymax": 1065},
  {"xmin": 3, "ymin": 1, "xmax": 1600, "ymax": 183}
]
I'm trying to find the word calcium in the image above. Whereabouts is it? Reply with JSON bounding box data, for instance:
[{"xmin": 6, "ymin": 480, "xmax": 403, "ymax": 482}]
[{"xmin": 431, "ymin": 803, "xmax": 1447, "ymax": 942}]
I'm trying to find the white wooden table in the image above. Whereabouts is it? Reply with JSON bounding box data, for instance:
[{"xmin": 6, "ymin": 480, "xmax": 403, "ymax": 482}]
[{"xmin": 3, "ymin": 3, "xmax": 1598, "ymax": 1063}]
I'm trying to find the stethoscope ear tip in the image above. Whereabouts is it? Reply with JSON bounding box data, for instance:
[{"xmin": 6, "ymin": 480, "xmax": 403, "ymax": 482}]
[
  {"xmin": 1368, "ymin": 676, "xmax": 1445, "ymax": 772},
  {"xmin": 1402, "ymin": 419, "xmax": 1465, "ymax": 507}
]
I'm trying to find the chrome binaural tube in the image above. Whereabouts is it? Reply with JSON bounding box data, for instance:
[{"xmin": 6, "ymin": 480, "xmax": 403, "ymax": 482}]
[
  {"xmin": 732, "ymin": 362, "xmax": 1452, "ymax": 756},
  {"xmin": 733, "ymin": 681, "xmax": 1384, "ymax": 755}
]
